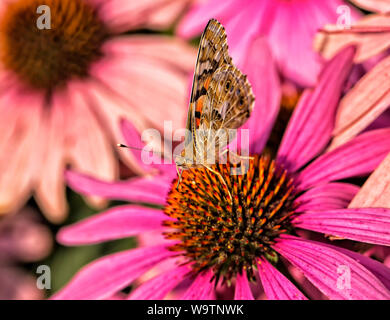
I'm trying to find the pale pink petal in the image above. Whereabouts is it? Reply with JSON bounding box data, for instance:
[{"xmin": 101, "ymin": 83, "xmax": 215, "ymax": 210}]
[
  {"xmin": 349, "ymin": 153, "xmax": 390, "ymax": 208},
  {"xmin": 63, "ymin": 83, "xmax": 117, "ymax": 184},
  {"xmin": 294, "ymin": 183, "xmax": 360, "ymax": 211},
  {"xmin": 0, "ymin": 89, "xmax": 45, "ymax": 216},
  {"xmin": 293, "ymin": 208, "xmax": 390, "ymax": 246},
  {"xmin": 274, "ymin": 235, "xmax": 390, "ymax": 299},
  {"xmin": 82, "ymin": 82, "xmax": 149, "ymax": 174},
  {"xmin": 52, "ymin": 245, "xmax": 176, "ymax": 300},
  {"xmin": 234, "ymin": 272, "xmax": 254, "ymax": 300},
  {"xmin": 104, "ymin": 36, "xmax": 195, "ymax": 80},
  {"xmin": 244, "ymin": 37, "xmax": 281, "ymax": 154},
  {"xmin": 128, "ymin": 264, "xmax": 190, "ymax": 300},
  {"xmin": 57, "ymin": 206, "xmax": 168, "ymax": 245},
  {"xmin": 296, "ymin": 128, "xmax": 390, "ymax": 190},
  {"xmin": 316, "ymin": 14, "xmax": 390, "ymax": 63},
  {"xmin": 277, "ymin": 46, "xmax": 356, "ymax": 172},
  {"xmin": 330, "ymin": 55, "xmax": 390, "ymax": 150},
  {"xmin": 323, "ymin": 244, "xmax": 390, "ymax": 291},
  {"xmin": 181, "ymin": 270, "xmax": 215, "ymax": 300},
  {"xmin": 91, "ymin": 37, "xmax": 194, "ymax": 134},
  {"xmin": 34, "ymin": 92, "xmax": 67, "ymax": 223},
  {"xmin": 65, "ymin": 170, "xmax": 170, "ymax": 205},
  {"xmin": 351, "ymin": 0, "xmax": 390, "ymax": 13},
  {"xmin": 99, "ymin": 0, "xmax": 190, "ymax": 33},
  {"xmin": 257, "ymin": 257, "xmax": 307, "ymax": 300}
]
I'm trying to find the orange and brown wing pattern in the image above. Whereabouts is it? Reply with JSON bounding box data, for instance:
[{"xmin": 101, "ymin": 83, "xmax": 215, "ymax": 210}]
[
  {"xmin": 186, "ymin": 19, "xmax": 232, "ymax": 134},
  {"xmin": 182, "ymin": 19, "xmax": 255, "ymax": 167}
]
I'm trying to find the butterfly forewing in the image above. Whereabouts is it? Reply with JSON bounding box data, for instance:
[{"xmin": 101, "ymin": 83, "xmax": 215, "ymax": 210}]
[{"xmin": 181, "ymin": 18, "xmax": 255, "ymax": 168}]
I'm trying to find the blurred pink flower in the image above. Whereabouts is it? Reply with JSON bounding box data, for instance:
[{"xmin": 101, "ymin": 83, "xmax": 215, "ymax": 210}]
[
  {"xmin": 315, "ymin": 0, "xmax": 390, "ymax": 149},
  {"xmin": 53, "ymin": 47, "xmax": 390, "ymax": 300},
  {"xmin": 0, "ymin": 208, "xmax": 52, "ymax": 299},
  {"xmin": 0, "ymin": 0, "xmax": 195, "ymax": 222},
  {"xmin": 177, "ymin": 0, "xmax": 361, "ymax": 87}
]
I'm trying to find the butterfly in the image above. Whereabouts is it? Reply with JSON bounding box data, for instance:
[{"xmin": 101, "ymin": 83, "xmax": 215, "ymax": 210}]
[{"xmin": 174, "ymin": 19, "xmax": 255, "ymax": 197}]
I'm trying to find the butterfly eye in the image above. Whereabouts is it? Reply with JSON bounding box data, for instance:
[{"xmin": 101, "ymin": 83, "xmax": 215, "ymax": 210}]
[
  {"xmin": 239, "ymin": 96, "xmax": 245, "ymax": 108},
  {"xmin": 225, "ymin": 81, "xmax": 231, "ymax": 92}
]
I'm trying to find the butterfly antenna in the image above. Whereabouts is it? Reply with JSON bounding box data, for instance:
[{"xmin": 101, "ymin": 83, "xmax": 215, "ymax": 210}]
[{"xmin": 117, "ymin": 143, "xmax": 164, "ymax": 155}]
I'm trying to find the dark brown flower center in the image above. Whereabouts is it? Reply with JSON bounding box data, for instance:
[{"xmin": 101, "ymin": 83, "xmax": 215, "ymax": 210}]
[
  {"xmin": 0, "ymin": 0, "xmax": 107, "ymax": 90},
  {"xmin": 163, "ymin": 154, "xmax": 297, "ymax": 283}
]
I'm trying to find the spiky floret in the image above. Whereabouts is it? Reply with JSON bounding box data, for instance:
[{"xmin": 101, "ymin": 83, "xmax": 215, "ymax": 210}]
[
  {"xmin": 163, "ymin": 154, "xmax": 297, "ymax": 283},
  {"xmin": 0, "ymin": 0, "xmax": 107, "ymax": 90}
]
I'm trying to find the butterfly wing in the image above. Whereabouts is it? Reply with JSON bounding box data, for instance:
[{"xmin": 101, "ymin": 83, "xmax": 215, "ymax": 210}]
[
  {"xmin": 183, "ymin": 19, "xmax": 232, "ymax": 154},
  {"xmin": 195, "ymin": 28, "xmax": 255, "ymax": 162},
  {"xmin": 182, "ymin": 19, "xmax": 255, "ymax": 166}
]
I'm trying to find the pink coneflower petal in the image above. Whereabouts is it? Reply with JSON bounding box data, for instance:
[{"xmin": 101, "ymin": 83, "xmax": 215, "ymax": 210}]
[
  {"xmin": 294, "ymin": 183, "xmax": 360, "ymax": 211},
  {"xmin": 296, "ymin": 128, "xmax": 390, "ymax": 190},
  {"xmin": 33, "ymin": 94, "xmax": 67, "ymax": 222},
  {"xmin": 57, "ymin": 206, "xmax": 168, "ymax": 246},
  {"xmin": 119, "ymin": 119, "xmax": 176, "ymax": 176},
  {"xmin": 330, "ymin": 56, "xmax": 390, "ymax": 150},
  {"xmin": 316, "ymin": 14, "xmax": 390, "ymax": 63},
  {"xmin": 99, "ymin": 0, "xmax": 190, "ymax": 33},
  {"xmin": 257, "ymin": 257, "xmax": 307, "ymax": 300},
  {"xmin": 65, "ymin": 171, "xmax": 170, "ymax": 205},
  {"xmin": 277, "ymin": 46, "xmax": 355, "ymax": 172},
  {"xmin": 119, "ymin": 119, "xmax": 162, "ymax": 174},
  {"xmin": 324, "ymin": 244, "xmax": 390, "ymax": 291},
  {"xmin": 244, "ymin": 37, "xmax": 280, "ymax": 154},
  {"xmin": 52, "ymin": 245, "xmax": 176, "ymax": 300},
  {"xmin": 274, "ymin": 235, "xmax": 390, "ymax": 299},
  {"xmin": 181, "ymin": 269, "xmax": 215, "ymax": 300},
  {"xmin": 105, "ymin": 36, "xmax": 195, "ymax": 75},
  {"xmin": 293, "ymin": 208, "xmax": 390, "ymax": 246},
  {"xmin": 128, "ymin": 265, "xmax": 190, "ymax": 300},
  {"xmin": 234, "ymin": 272, "xmax": 254, "ymax": 300},
  {"xmin": 0, "ymin": 90, "xmax": 44, "ymax": 215},
  {"xmin": 351, "ymin": 0, "xmax": 390, "ymax": 13},
  {"xmin": 349, "ymin": 153, "xmax": 390, "ymax": 208},
  {"xmin": 91, "ymin": 37, "xmax": 193, "ymax": 133},
  {"xmin": 177, "ymin": 0, "xmax": 240, "ymax": 39}
]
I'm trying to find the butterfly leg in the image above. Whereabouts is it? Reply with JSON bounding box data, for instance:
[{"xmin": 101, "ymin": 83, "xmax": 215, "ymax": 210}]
[
  {"xmin": 176, "ymin": 165, "xmax": 183, "ymax": 190},
  {"xmin": 204, "ymin": 165, "xmax": 233, "ymax": 204}
]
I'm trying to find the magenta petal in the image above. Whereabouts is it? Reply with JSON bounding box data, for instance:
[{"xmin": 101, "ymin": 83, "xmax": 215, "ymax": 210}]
[
  {"xmin": 176, "ymin": 0, "xmax": 237, "ymax": 39},
  {"xmin": 244, "ymin": 37, "xmax": 281, "ymax": 154},
  {"xmin": 234, "ymin": 272, "xmax": 254, "ymax": 300},
  {"xmin": 257, "ymin": 257, "xmax": 307, "ymax": 300},
  {"xmin": 119, "ymin": 119, "xmax": 177, "ymax": 176},
  {"xmin": 181, "ymin": 269, "xmax": 215, "ymax": 300},
  {"xmin": 274, "ymin": 235, "xmax": 390, "ymax": 299},
  {"xmin": 294, "ymin": 183, "xmax": 360, "ymax": 211},
  {"xmin": 119, "ymin": 119, "xmax": 154, "ymax": 173},
  {"xmin": 277, "ymin": 46, "xmax": 356, "ymax": 173},
  {"xmin": 296, "ymin": 128, "xmax": 390, "ymax": 190},
  {"xmin": 128, "ymin": 264, "xmax": 190, "ymax": 300},
  {"xmin": 65, "ymin": 170, "xmax": 170, "ymax": 205},
  {"xmin": 293, "ymin": 208, "xmax": 390, "ymax": 246},
  {"xmin": 52, "ymin": 245, "xmax": 175, "ymax": 300},
  {"xmin": 325, "ymin": 245, "xmax": 390, "ymax": 292},
  {"xmin": 57, "ymin": 205, "xmax": 168, "ymax": 245}
]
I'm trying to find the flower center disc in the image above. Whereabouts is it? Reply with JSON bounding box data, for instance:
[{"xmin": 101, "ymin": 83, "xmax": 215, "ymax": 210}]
[
  {"xmin": 0, "ymin": 0, "xmax": 107, "ymax": 90},
  {"xmin": 164, "ymin": 155, "xmax": 296, "ymax": 282}
]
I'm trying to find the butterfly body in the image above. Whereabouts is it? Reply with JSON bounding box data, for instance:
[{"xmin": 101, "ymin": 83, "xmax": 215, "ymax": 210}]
[{"xmin": 175, "ymin": 19, "xmax": 255, "ymax": 189}]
